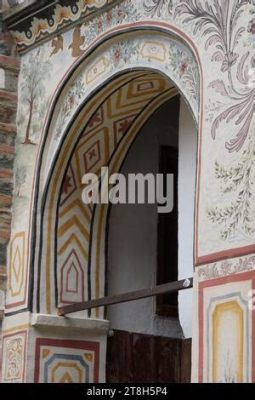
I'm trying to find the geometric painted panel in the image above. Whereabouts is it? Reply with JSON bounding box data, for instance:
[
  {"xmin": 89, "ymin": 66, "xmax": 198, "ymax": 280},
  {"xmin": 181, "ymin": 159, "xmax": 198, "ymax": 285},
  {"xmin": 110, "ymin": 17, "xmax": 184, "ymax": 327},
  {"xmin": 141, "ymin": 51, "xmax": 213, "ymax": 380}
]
[
  {"xmin": 60, "ymin": 165, "xmax": 77, "ymax": 206},
  {"xmin": 1, "ymin": 331, "xmax": 27, "ymax": 383},
  {"xmin": 57, "ymin": 72, "xmax": 175, "ymax": 315},
  {"xmin": 113, "ymin": 114, "xmax": 137, "ymax": 146},
  {"xmin": 60, "ymin": 250, "xmax": 85, "ymax": 304},
  {"xmin": 86, "ymin": 108, "xmax": 104, "ymax": 133},
  {"xmin": 198, "ymin": 273, "xmax": 254, "ymax": 383},
  {"xmin": 84, "ymin": 140, "xmax": 101, "ymax": 172},
  {"xmin": 212, "ymin": 300, "xmax": 244, "ymax": 383},
  {"xmin": 5, "ymin": 232, "xmax": 26, "ymax": 310},
  {"xmin": 34, "ymin": 338, "xmax": 100, "ymax": 383}
]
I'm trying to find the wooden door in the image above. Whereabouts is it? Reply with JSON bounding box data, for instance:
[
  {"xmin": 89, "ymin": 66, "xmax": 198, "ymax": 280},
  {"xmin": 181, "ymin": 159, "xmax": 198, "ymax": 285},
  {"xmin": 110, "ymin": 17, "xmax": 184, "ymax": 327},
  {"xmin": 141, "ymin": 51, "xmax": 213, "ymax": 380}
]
[{"xmin": 106, "ymin": 330, "xmax": 191, "ymax": 383}]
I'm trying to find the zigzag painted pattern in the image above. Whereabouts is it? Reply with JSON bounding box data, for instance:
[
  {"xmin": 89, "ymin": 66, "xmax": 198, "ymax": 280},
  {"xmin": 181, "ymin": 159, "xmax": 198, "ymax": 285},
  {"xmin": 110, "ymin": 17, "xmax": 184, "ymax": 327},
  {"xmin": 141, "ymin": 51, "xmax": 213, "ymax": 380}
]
[{"xmin": 57, "ymin": 72, "xmax": 174, "ymax": 307}]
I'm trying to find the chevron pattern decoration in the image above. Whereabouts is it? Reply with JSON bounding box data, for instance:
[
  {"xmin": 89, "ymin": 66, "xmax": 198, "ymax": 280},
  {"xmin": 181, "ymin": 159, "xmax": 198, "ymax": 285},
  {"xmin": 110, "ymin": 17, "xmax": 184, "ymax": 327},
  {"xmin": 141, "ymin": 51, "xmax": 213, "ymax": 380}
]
[{"xmin": 56, "ymin": 71, "xmax": 175, "ymax": 312}]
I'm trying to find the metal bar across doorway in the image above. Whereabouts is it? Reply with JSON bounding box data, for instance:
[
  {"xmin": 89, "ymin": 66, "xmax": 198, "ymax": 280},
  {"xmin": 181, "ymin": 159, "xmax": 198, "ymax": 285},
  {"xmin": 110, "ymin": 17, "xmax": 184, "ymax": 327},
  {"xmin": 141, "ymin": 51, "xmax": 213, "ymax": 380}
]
[{"xmin": 58, "ymin": 277, "xmax": 193, "ymax": 316}]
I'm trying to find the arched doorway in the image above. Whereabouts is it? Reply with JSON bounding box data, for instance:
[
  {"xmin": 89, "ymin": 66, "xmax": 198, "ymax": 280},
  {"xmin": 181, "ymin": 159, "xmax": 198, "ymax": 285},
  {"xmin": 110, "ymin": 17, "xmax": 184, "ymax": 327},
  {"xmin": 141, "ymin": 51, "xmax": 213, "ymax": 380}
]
[
  {"xmin": 50, "ymin": 70, "xmax": 197, "ymax": 382},
  {"xmin": 31, "ymin": 29, "xmax": 200, "ymax": 315},
  {"xmin": 55, "ymin": 70, "xmax": 179, "ymax": 315},
  {"xmin": 106, "ymin": 90, "xmax": 197, "ymax": 383},
  {"xmin": 29, "ymin": 28, "xmax": 200, "ymax": 382},
  {"xmin": 4, "ymin": 0, "xmax": 251, "ymax": 384}
]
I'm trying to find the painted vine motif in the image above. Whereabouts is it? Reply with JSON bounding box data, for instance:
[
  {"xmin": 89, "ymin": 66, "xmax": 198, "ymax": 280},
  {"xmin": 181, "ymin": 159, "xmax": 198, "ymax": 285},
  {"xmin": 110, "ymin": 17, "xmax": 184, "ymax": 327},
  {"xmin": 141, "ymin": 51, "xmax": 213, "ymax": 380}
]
[
  {"xmin": 247, "ymin": 0, "xmax": 255, "ymax": 47},
  {"xmin": 54, "ymin": 35, "xmax": 199, "ymax": 144},
  {"xmin": 168, "ymin": 41, "xmax": 199, "ymax": 103},
  {"xmin": 110, "ymin": 39, "xmax": 139, "ymax": 67},
  {"xmin": 207, "ymin": 145, "xmax": 255, "ymax": 239},
  {"xmin": 175, "ymin": 0, "xmax": 254, "ymax": 152},
  {"xmin": 198, "ymin": 255, "xmax": 255, "ymax": 281},
  {"xmin": 55, "ymin": 76, "xmax": 86, "ymax": 138},
  {"xmin": 84, "ymin": 0, "xmax": 139, "ymax": 47},
  {"xmin": 175, "ymin": 0, "xmax": 255, "ymax": 240},
  {"xmin": 143, "ymin": 0, "xmax": 173, "ymax": 16}
]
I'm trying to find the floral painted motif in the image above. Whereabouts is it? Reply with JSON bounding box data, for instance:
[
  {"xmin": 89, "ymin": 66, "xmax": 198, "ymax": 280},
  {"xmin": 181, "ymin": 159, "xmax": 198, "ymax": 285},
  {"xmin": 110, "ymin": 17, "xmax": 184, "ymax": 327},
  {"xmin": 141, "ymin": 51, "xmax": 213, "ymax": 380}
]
[
  {"xmin": 247, "ymin": 14, "xmax": 255, "ymax": 48},
  {"xmin": 207, "ymin": 144, "xmax": 255, "ymax": 239},
  {"xmin": 54, "ymin": 34, "xmax": 199, "ymax": 147},
  {"xmin": 198, "ymin": 254, "xmax": 255, "ymax": 281},
  {"xmin": 83, "ymin": 1, "xmax": 139, "ymax": 47},
  {"xmin": 175, "ymin": 0, "xmax": 255, "ymax": 240},
  {"xmin": 248, "ymin": 18, "xmax": 255, "ymax": 35},
  {"xmin": 168, "ymin": 42, "xmax": 199, "ymax": 103},
  {"xmin": 175, "ymin": 0, "xmax": 254, "ymax": 152},
  {"xmin": 5, "ymin": 338, "xmax": 23, "ymax": 380},
  {"xmin": 110, "ymin": 40, "xmax": 139, "ymax": 68},
  {"xmin": 3, "ymin": 333, "xmax": 26, "ymax": 382},
  {"xmin": 143, "ymin": 0, "xmax": 173, "ymax": 16},
  {"xmin": 55, "ymin": 76, "xmax": 86, "ymax": 138},
  {"xmin": 13, "ymin": 0, "xmax": 255, "ymax": 257},
  {"xmin": 205, "ymin": 100, "xmax": 225, "ymax": 123}
]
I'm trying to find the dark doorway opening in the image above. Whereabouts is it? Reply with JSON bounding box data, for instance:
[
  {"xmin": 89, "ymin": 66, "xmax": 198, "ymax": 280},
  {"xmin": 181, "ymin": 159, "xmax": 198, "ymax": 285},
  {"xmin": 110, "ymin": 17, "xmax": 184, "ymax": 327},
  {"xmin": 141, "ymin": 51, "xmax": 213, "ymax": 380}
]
[
  {"xmin": 106, "ymin": 86, "xmax": 194, "ymax": 383},
  {"xmin": 157, "ymin": 145, "xmax": 179, "ymax": 317}
]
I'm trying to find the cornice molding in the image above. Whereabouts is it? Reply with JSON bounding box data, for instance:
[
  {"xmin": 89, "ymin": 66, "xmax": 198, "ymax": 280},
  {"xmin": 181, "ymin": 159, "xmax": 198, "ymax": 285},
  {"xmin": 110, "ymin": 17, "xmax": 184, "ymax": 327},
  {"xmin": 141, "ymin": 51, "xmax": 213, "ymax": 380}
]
[{"xmin": 3, "ymin": 0, "xmax": 119, "ymax": 54}]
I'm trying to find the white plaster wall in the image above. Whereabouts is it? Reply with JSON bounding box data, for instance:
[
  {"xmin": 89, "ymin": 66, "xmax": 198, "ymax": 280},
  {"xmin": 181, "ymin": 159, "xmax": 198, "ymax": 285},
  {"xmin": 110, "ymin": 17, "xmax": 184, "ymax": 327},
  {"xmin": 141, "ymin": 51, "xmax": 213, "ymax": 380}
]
[
  {"xmin": 178, "ymin": 98, "xmax": 197, "ymax": 338},
  {"xmin": 107, "ymin": 96, "xmax": 197, "ymax": 338}
]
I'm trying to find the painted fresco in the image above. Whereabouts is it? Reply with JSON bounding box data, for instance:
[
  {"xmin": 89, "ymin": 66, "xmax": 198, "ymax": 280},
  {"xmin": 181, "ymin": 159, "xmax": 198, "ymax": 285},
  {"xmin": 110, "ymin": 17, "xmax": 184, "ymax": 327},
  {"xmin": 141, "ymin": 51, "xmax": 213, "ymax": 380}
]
[
  {"xmin": 195, "ymin": 255, "xmax": 255, "ymax": 382},
  {"xmin": 11, "ymin": 1, "xmax": 254, "ymax": 273},
  {"xmin": 0, "ymin": 0, "xmax": 254, "ymax": 383},
  {"xmin": 56, "ymin": 72, "xmax": 177, "ymax": 317},
  {"xmin": 34, "ymin": 338, "xmax": 99, "ymax": 383}
]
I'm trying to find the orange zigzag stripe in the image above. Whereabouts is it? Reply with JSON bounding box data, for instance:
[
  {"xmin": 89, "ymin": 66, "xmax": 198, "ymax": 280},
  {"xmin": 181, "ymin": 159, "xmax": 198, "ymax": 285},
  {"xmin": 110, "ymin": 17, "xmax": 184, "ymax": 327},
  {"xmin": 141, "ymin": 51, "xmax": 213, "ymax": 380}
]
[
  {"xmin": 59, "ymin": 198, "xmax": 91, "ymax": 221},
  {"xmin": 58, "ymin": 233, "xmax": 88, "ymax": 260},
  {"xmin": 58, "ymin": 216, "xmax": 90, "ymax": 242}
]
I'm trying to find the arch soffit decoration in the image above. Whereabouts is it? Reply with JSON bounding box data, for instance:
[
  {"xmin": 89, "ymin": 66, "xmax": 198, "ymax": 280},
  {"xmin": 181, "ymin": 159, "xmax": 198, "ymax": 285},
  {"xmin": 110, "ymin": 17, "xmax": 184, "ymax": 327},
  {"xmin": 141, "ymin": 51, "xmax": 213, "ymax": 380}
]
[
  {"xmin": 31, "ymin": 26, "xmax": 201, "ymax": 314},
  {"xmin": 39, "ymin": 27, "xmax": 201, "ymax": 188}
]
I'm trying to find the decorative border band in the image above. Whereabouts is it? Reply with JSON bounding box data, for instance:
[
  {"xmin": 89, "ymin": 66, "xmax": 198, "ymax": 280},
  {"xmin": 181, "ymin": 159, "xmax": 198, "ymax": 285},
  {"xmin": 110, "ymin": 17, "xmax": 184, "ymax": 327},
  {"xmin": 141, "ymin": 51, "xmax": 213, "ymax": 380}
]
[{"xmin": 4, "ymin": 0, "xmax": 119, "ymax": 54}]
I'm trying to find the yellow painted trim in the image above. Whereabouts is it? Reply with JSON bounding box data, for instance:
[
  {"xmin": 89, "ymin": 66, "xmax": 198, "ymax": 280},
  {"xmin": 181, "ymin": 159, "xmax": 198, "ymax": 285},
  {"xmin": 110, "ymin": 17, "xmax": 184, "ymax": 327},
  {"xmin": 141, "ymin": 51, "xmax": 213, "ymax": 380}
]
[
  {"xmin": 58, "ymin": 216, "xmax": 90, "ymax": 242},
  {"xmin": 212, "ymin": 300, "xmax": 244, "ymax": 383},
  {"xmin": 51, "ymin": 361, "xmax": 82, "ymax": 383},
  {"xmin": 59, "ymin": 199, "xmax": 91, "ymax": 222},
  {"xmin": 58, "ymin": 233, "xmax": 88, "ymax": 260},
  {"xmin": 9, "ymin": 232, "xmax": 26, "ymax": 298}
]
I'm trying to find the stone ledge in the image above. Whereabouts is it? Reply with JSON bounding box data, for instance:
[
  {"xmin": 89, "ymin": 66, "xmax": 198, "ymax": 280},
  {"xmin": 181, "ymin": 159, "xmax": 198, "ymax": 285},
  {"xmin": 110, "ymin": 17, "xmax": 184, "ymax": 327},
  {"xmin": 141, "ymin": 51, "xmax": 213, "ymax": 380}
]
[{"xmin": 31, "ymin": 313, "xmax": 110, "ymax": 333}]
